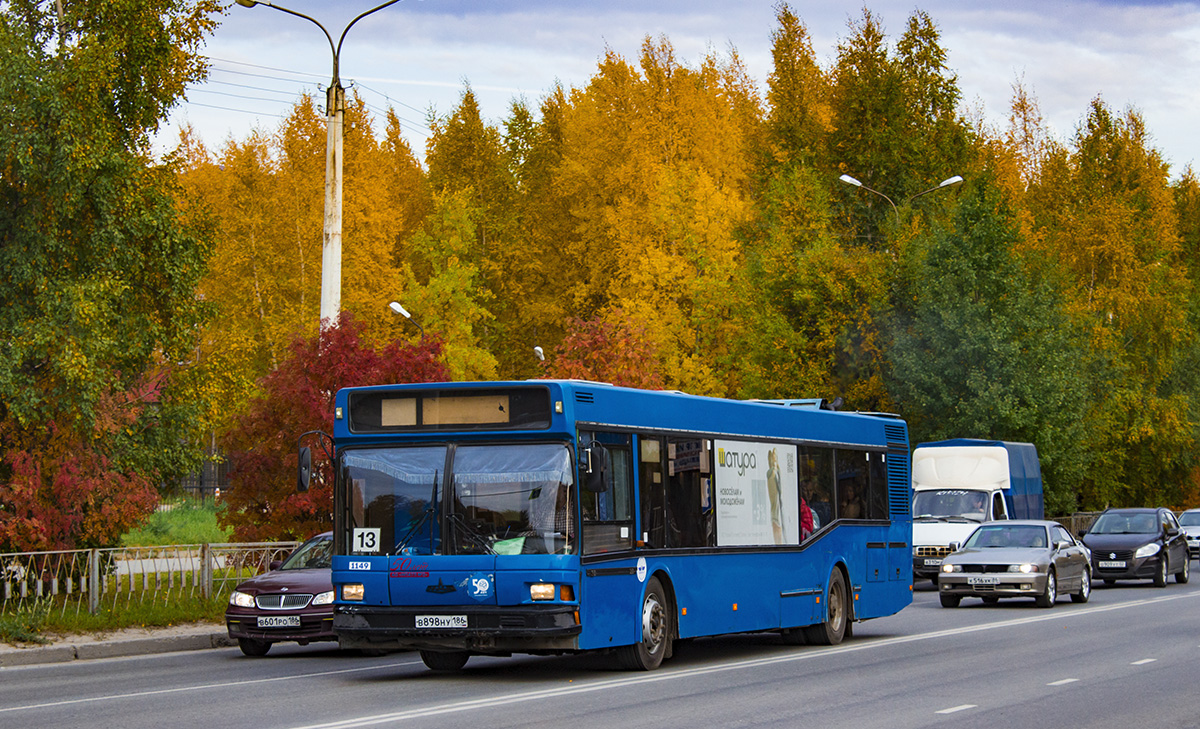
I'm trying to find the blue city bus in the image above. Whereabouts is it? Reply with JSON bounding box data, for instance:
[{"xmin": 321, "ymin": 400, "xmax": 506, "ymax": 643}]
[{"xmin": 310, "ymin": 380, "xmax": 912, "ymax": 671}]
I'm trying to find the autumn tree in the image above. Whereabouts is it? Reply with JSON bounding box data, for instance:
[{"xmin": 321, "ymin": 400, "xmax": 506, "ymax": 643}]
[
  {"xmin": 541, "ymin": 311, "xmax": 664, "ymax": 389},
  {"xmin": 887, "ymin": 176, "xmax": 1089, "ymax": 514},
  {"xmin": 220, "ymin": 314, "xmax": 448, "ymax": 541},
  {"xmin": 0, "ymin": 0, "xmax": 219, "ymax": 549},
  {"xmin": 1028, "ymin": 99, "xmax": 1196, "ymax": 507}
]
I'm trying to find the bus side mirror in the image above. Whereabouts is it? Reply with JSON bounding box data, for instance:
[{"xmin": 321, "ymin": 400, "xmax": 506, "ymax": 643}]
[
  {"xmin": 298, "ymin": 446, "xmax": 312, "ymax": 492},
  {"xmin": 584, "ymin": 445, "xmax": 610, "ymax": 493}
]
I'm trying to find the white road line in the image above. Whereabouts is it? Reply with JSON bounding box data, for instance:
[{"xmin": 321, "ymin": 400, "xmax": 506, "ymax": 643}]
[
  {"xmin": 1131, "ymin": 658, "xmax": 1157, "ymax": 665},
  {"xmin": 6, "ymin": 590, "xmax": 1196, "ymax": 723},
  {"xmin": 1047, "ymin": 678, "xmax": 1079, "ymax": 686},
  {"xmin": 0, "ymin": 658, "xmax": 425, "ymax": 714},
  {"xmin": 935, "ymin": 705, "xmax": 977, "ymax": 715},
  {"xmin": 287, "ymin": 591, "xmax": 1200, "ymax": 729}
]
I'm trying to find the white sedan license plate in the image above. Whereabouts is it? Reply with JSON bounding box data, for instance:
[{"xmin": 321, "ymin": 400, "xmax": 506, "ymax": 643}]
[
  {"xmin": 415, "ymin": 615, "xmax": 468, "ymax": 629},
  {"xmin": 967, "ymin": 576, "xmax": 999, "ymax": 585},
  {"xmin": 923, "ymin": 558, "xmax": 942, "ymax": 567},
  {"xmin": 1099, "ymin": 560, "xmax": 1126, "ymax": 568},
  {"xmin": 257, "ymin": 615, "xmax": 300, "ymax": 628}
]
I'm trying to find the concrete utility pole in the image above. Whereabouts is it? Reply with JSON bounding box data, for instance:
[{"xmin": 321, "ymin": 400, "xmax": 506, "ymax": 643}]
[{"xmin": 235, "ymin": 1, "xmax": 401, "ymax": 328}]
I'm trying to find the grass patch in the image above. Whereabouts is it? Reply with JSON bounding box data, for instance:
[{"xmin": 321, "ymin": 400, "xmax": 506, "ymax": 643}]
[
  {"xmin": 0, "ymin": 598, "xmax": 53, "ymax": 644},
  {"xmin": 121, "ymin": 497, "xmax": 232, "ymax": 547},
  {"xmin": 40, "ymin": 594, "xmax": 228, "ymax": 636}
]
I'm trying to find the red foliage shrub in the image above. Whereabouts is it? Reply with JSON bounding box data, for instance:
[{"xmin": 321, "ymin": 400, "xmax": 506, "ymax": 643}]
[
  {"xmin": 543, "ymin": 312, "xmax": 664, "ymax": 389},
  {"xmin": 0, "ymin": 419, "xmax": 158, "ymax": 552},
  {"xmin": 219, "ymin": 313, "xmax": 449, "ymax": 541}
]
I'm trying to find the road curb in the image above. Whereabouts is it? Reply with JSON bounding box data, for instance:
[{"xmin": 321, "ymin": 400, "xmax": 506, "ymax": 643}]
[{"xmin": 0, "ymin": 632, "xmax": 235, "ymax": 668}]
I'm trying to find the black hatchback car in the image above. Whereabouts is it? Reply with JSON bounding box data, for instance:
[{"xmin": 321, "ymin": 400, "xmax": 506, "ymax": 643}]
[{"xmin": 1080, "ymin": 508, "xmax": 1190, "ymax": 586}]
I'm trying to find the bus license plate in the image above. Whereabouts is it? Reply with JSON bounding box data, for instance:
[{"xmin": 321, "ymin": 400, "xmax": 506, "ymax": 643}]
[
  {"xmin": 967, "ymin": 576, "xmax": 999, "ymax": 586},
  {"xmin": 923, "ymin": 559, "xmax": 942, "ymax": 567},
  {"xmin": 1099, "ymin": 560, "xmax": 1126, "ymax": 568},
  {"xmin": 415, "ymin": 615, "xmax": 468, "ymax": 629},
  {"xmin": 257, "ymin": 615, "xmax": 300, "ymax": 628}
]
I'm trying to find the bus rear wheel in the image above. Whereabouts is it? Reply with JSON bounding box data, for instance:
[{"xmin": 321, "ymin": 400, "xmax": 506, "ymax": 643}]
[
  {"xmin": 803, "ymin": 568, "xmax": 848, "ymax": 645},
  {"xmin": 420, "ymin": 650, "xmax": 470, "ymax": 672},
  {"xmin": 616, "ymin": 576, "xmax": 672, "ymax": 670}
]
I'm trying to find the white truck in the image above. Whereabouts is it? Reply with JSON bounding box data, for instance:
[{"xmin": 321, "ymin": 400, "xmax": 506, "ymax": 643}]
[{"xmin": 911, "ymin": 439, "xmax": 1044, "ymax": 583}]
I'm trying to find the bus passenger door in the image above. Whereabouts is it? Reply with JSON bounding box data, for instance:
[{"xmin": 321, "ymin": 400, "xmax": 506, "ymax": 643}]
[{"xmin": 578, "ymin": 431, "xmax": 637, "ymax": 649}]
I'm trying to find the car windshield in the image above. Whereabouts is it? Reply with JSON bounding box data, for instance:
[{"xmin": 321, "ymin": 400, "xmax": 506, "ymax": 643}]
[
  {"xmin": 1089, "ymin": 513, "xmax": 1157, "ymax": 534},
  {"xmin": 280, "ymin": 536, "xmax": 332, "ymax": 570},
  {"xmin": 912, "ymin": 489, "xmax": 988, "ymax": 521},
  {"xmin": 964, "ymin": 525, "xmax": 1048, "ymax": 549},
  {"xmin": 1179, "ymin": 512, "xmax": 1200, "ymax": 527}
]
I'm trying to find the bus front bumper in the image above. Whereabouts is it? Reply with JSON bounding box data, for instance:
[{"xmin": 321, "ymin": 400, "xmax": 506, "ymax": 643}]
[{"xmin": 333, "ymin": 604, "xmax": 581, "ymax": 654}]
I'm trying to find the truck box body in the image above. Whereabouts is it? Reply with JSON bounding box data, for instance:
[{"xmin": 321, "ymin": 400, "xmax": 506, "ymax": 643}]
[{"xmin": 910, "ymin": 439, "xmax": 1044, "ymax": 581}]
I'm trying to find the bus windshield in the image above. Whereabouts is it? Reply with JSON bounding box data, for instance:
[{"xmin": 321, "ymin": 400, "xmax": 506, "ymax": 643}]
[
  {"xmin": 452, "ymin": 444, "xmax": 575, "ymax": 556},
  {"xmin": 342, "ymin": 443, "xmax": 575, "ymax": 556}
]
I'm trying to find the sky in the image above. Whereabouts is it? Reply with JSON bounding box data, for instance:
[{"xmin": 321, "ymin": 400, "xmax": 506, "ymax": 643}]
[{"xmin": 160, "ymin": 0, "xmax": 1200, "ymax": 177}]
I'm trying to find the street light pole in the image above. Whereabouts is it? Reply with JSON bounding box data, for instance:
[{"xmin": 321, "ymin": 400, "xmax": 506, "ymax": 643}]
[{"xmin": 236, "ymin": 0, "xmax": 401, "ymax": 329}]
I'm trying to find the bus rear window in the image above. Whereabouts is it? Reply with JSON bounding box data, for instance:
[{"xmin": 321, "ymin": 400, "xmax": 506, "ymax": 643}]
[{"xmin": 349, "ymin": 387, "xmax": 552, "ymax": 432}]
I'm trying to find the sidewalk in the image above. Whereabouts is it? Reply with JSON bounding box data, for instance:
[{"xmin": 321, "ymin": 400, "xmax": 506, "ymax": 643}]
[{"xmin": 0, "ymin": 622, "xmax": 234, "ymax": 668}]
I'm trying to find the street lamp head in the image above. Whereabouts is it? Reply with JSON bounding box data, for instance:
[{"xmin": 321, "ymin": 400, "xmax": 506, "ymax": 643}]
[
  {"xmin": 838, "ymin": 174, "xmax": 863, "ymax": 188},
  {"xmin": 388, "ymin": 301, "xmax": 412, "ymax": 319},
  {"xmin": 234, "ymin": 0, "xmax": 258, "ymax": 7},
  {"xmin": 939, "ymin": 175, "xmax": 964, "ymax": 189},
  {"xmin": 534, "ymin": 346, "xmax": 545, "ymax": 362}
]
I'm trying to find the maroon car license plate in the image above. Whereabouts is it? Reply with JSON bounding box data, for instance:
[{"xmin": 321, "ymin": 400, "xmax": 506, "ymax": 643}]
[{"xmin": 257, "ymin": 615, "xmax": 301, "ymax": 628}]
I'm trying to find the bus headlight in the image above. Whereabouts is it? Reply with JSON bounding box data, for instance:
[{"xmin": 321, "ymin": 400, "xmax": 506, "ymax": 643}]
[
  {"xmin": 229, "ymin": 590, "xmax": 255, "ymax": 608},
  {"xmin": 530, "ymin": 583, "xmax": 556, "ymax": 601},
  {"xmin": 343, "ymin": 583, "xmax": 365, "ymax": 601},
  {"xmin": 312, "ymin": 590, "xmax": 335, "ymax": 606}
]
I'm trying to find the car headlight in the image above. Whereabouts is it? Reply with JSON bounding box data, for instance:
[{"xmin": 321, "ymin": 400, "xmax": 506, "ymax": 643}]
[
  {"xmin": 312, "ymin": 590, "xmax": 335, "ymax": 606},
  {"xmin": 941, "ymin": 564, "xmax": 961, "ymax": 573},
  {"xmin": 229, "ymin": 590, "xmax": 255, "ymax": 608},
  {"xmin": 1008, "ymin": 564, "xmax": 1039, "ymax": 573},
  {"xmin": 1134, "ymin": 543, "xmax": 1161, "ymax": 559}
]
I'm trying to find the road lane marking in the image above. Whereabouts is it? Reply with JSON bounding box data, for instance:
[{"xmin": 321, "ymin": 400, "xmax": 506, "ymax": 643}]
[
  {"xmin": 935, "ymin": 705, "xmax": 977, "ymax": 714},
  {"xmin": 284, "ymin": 591, "xmax": 1200, "ymax": 729},
  {"xmin": 1131, "ymin": 658, "xmax": 1157, "ymax": 665},
  {"xmin": 1047, "ymin": 678, "xmax": 1079, "ymax": 686},
  {"xmin": 0, "ymin": 658, "xmax": 425, "ymax": 714},
  {"xmin": 5, "ymin": 590, "xmax": 1196, "ymax": 723}
]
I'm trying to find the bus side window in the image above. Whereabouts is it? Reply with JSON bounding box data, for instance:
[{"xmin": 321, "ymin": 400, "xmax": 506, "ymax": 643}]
[
  {"xmin": 835, "ymin": 449, "xmax": 867, "ymax": 520},
  {"xmin": 666, "ymin": 438, "xmax": 713, "ymax": 548},
  {"xmin": 639, "ymin": 436, "xmax": 666, "ymax": 549},
  {"xmin": 799, "ymin": 446, "xmax": 834, "ymax": 532},
  {"xmin": 580, "ymin": 431, "xmax": 634, "ymax": 555},
  {"xmin": 867, "ymin": 451, "xmax": 889, "ymax": 520}
]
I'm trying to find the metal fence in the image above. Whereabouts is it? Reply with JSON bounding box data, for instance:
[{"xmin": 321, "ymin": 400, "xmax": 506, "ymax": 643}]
[
  {"xmin": 1051, "ymin": 511, "xmax": 1103, "ymax": 536},
  {"xmin": 0, "ymin": 541, "xmax": 301, "ymax": 617}
]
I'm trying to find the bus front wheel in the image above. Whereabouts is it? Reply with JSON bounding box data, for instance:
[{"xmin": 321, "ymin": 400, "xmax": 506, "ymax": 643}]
[
  {"xmin": 616, "ymin": 576, "xmax": 672, "ymax": 670},
  {"xmin": 420, "ymin": 650, "xmax": 470, "ymax": 672},
  {"xmin": 803, "ymin": 568, "xmax": 848, "ymax": 646}
]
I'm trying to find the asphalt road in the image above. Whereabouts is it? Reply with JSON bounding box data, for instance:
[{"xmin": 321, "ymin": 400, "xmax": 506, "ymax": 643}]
[{"xmin": 3, "ymin": 578, "xmax": 1199, "ymax": 729}]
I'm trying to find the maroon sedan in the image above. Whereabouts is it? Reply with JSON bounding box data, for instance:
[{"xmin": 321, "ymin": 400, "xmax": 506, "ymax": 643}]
[{"xmin": 225, "ymin": 532, "xmax": 335, "ymax": 656}]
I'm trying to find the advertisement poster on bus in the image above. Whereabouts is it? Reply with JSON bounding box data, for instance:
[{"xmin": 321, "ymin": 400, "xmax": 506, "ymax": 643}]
[{"xmin": 713, "ymin": 440, "xmax": 799, "ymax": 546}]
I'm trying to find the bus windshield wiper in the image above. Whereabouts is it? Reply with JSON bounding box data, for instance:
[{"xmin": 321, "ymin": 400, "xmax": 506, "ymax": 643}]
[
  {"xmin": 447, "ymin": 512, "xmax": 495, "ymax": 555},
  {"xmin": 394, "ymin": 470, "xmax": 439, "ymax": 554}
]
